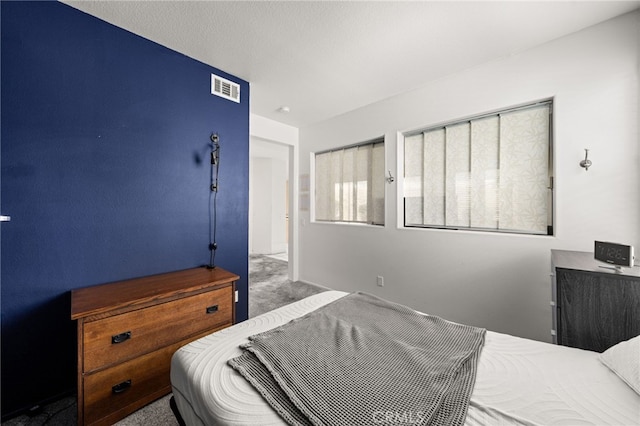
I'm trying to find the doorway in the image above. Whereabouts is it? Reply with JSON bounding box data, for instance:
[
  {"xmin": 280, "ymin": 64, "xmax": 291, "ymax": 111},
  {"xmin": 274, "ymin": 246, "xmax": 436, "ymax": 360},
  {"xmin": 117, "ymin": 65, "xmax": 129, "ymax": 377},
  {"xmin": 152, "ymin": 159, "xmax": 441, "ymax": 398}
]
[{"xmin": 249, "ymin": 137, "xmax": 292, "ymax": 267}]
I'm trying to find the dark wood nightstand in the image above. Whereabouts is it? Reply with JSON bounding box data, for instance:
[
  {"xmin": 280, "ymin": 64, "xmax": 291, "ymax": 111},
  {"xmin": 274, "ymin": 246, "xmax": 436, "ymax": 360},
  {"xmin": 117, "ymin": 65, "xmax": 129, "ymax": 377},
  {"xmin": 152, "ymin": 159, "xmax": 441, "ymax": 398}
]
[{"xmin": 551, "ymin": 250, "xmax": 640, "ymax": 352}]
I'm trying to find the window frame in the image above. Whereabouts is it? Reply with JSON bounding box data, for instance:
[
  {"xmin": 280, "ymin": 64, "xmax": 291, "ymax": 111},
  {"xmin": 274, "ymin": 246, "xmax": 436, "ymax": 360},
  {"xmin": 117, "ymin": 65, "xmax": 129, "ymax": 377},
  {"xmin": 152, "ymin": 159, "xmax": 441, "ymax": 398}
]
[
  {"xmin": 399, "ymin": 100, "xmax": 554, "ymax": 236},
  {"xmin": 312, "ymin": 136, "xmax": 386, "ymax": 226}
]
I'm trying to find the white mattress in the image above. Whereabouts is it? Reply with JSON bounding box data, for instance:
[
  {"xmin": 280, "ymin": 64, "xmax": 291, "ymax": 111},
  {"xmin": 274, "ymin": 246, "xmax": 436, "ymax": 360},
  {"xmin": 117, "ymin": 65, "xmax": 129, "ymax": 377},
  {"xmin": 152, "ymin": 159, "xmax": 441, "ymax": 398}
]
[{"xmin": 171, "ymin": 291, "xmax": 640, "ymax": 426}]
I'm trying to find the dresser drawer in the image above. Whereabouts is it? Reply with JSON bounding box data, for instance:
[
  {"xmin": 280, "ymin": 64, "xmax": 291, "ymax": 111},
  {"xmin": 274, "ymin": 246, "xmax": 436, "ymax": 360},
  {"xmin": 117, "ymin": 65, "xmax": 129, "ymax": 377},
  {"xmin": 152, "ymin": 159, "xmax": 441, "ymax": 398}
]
[
  {"xmin": 83, "ymin": 286, "xmax": 232, "ymax": 372},
  {"xmin": 83, "ymin": 339, "xmax": 180, "ymax": 425}
]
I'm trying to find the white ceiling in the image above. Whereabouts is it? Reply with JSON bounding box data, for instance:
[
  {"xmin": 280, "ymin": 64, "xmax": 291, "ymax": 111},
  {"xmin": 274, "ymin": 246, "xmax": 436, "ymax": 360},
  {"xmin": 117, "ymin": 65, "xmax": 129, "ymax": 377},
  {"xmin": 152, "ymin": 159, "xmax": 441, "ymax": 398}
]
[{"xmin": 62, "ymin": 1, "xmax": 639, "ymax": 128}]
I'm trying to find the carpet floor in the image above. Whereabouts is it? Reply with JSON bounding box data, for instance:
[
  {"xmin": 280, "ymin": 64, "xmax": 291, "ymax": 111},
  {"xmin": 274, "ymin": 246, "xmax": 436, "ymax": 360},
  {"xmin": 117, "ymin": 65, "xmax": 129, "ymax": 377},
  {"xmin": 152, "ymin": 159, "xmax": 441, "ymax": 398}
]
[
  {"xmin": 249, "ymin": 254, "xmax": 328, "ymax": 317},
  {"xmin": 2, "ymin": 255, "xmax": 327, "ymax": 426}
]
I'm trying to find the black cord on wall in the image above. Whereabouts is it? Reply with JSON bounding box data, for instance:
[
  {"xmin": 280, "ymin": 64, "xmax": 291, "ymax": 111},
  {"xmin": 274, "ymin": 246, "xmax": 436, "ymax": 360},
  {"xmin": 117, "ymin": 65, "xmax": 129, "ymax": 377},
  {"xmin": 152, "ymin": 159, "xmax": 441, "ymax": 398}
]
[{"xmin": 207, "ymin": 133, "xmax": 220, "ymax": 269}]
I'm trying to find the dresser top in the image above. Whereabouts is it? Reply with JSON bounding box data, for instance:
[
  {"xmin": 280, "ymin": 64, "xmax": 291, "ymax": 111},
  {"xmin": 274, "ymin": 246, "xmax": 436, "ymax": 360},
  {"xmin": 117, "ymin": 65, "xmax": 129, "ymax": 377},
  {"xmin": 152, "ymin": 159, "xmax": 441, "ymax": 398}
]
[
  {"xmin": 71, "ymin": 266, "xmax": 239, "ymax": 320},
  {"xmin": 552, "ymin": 249, "xmax": 640, "ymax": 278}
]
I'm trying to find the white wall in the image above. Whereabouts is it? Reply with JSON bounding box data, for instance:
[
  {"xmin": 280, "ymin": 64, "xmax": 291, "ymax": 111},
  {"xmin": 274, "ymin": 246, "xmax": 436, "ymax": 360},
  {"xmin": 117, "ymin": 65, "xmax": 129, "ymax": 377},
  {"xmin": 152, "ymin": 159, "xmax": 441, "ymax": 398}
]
[{"xmin": 298, "ymin": 11, "xmax": 639, "ymax": 342}]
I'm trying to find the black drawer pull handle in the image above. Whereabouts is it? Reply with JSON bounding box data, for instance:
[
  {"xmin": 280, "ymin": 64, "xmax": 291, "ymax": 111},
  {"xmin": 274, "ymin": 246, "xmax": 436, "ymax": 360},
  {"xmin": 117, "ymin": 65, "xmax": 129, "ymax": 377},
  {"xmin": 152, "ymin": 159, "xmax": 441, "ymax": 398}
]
[
  {"xmin": 206, "ymin": 305, "xmax": 219, "ymax": 314},
  {"xmin": 111, "ymin": 331, "xmax": 131, "ymax": 344},
  {"xmin": 112, "ymin": 380, "xmax": 132, "ymax": 394}
]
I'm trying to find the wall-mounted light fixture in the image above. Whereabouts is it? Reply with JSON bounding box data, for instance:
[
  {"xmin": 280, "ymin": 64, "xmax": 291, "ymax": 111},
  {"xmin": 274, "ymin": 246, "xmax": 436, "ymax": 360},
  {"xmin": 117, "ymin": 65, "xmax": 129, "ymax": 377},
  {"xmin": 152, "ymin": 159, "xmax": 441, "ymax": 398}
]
[
  {"xmin": 208, "ymin": 133, "xmax": 221, "ymax": 269},
  {"xmin": 579, "ymin": 149, "xmax": 592, "ymax": 171},
  {"xmin": 386, "ymin": 170, "xmax": 395, "ymax": 184}
]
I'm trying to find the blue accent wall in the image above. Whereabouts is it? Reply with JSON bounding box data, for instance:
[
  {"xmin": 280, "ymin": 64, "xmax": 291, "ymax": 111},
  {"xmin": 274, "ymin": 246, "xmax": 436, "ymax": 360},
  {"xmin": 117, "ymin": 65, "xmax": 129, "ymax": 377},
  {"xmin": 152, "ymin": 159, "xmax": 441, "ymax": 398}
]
[{"xmin": 1, "ymin": 1, "xmax": 249, "ymax": 416}]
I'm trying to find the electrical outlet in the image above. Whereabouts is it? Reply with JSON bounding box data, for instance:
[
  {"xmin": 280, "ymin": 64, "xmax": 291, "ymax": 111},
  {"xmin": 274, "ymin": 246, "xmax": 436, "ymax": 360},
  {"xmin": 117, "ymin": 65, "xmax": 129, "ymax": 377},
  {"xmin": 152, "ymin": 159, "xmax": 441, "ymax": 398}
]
[{"xmin": 376, "ymin": 276, "xmax": 384, "ymax": 287}]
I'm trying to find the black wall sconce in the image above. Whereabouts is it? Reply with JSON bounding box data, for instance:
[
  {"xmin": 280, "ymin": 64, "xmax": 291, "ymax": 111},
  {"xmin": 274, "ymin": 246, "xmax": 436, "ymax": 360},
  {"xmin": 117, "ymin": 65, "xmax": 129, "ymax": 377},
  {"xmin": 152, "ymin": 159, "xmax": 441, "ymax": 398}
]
[{"xmin": 208, "ymin": 133, "xmax": 221, "ymax": 269}]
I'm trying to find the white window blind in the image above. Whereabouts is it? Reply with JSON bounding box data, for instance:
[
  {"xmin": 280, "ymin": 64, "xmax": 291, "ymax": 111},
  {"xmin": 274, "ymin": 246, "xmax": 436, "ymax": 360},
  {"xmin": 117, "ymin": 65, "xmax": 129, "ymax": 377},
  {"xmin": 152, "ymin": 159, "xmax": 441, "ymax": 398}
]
[
  {"xmin": 404, "ymin": 101, "xmax": 552, "ymax": 235},
  {"xmin": 315, "ymin": 139, "xmax": 385, "ymax": 225}
]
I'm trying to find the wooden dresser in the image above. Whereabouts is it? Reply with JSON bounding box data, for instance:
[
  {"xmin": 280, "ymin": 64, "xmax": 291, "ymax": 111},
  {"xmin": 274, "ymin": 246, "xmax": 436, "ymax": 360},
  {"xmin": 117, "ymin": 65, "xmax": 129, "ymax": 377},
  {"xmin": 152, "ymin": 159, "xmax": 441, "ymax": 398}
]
[
  {"xmin": 551, "ymin": 250, "xmax": 640, "ymax": 352},
  {"xmin": 71, "ymin": 266, "xmax": 238, "ymax": 426}
]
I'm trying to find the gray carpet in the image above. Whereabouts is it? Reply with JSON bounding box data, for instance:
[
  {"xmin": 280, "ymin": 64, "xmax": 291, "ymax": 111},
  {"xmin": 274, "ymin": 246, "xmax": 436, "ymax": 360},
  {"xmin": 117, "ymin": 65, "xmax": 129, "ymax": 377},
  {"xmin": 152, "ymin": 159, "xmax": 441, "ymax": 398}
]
[
  {"xmin": 2, "ymin": 255, "xmax": 326, "ymax": 426},
  {"xmin": 249, "ymin": 254, "xmax": 328, "ymax": 317}
]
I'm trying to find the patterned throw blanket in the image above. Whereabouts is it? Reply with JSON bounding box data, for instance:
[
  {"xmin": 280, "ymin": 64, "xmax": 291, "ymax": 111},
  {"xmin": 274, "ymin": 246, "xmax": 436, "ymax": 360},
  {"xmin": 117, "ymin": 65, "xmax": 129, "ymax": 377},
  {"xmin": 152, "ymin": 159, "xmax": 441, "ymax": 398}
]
[{"xmin": 229, "ymin": 292, "xmax": 486, "ymax": 426}]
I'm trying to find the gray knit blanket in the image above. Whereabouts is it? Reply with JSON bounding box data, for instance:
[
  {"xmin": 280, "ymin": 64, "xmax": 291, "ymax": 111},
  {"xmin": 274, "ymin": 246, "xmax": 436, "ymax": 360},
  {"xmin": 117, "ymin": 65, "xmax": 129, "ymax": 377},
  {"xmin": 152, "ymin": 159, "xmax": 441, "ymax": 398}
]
[{"xmin": 228, "ymin": 292, "xmax": 486, "ymax": 426}]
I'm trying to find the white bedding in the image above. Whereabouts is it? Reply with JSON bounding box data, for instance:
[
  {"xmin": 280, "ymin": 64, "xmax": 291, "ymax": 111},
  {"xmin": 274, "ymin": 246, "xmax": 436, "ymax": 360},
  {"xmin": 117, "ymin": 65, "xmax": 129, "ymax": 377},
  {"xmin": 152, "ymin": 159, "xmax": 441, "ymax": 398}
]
[{"xmin": 171, "ymin": 291, "xmax": 640, "ymax": 426}]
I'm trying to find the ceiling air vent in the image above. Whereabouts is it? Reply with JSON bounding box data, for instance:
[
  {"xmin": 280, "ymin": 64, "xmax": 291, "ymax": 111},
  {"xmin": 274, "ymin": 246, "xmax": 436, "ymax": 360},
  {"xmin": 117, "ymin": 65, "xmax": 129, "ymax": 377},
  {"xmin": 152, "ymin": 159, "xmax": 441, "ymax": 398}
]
[{"xmin": 211, "ymin": 73, "xmax": 240, "ymax": 103}]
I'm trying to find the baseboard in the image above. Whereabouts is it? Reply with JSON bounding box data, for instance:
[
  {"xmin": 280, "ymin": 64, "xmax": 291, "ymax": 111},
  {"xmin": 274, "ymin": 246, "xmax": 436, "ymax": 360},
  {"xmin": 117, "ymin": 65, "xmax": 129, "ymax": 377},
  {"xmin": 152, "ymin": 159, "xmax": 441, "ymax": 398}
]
[{"xmin": 295, "ymin": 279, "xmax": 334, "ymax": 292}]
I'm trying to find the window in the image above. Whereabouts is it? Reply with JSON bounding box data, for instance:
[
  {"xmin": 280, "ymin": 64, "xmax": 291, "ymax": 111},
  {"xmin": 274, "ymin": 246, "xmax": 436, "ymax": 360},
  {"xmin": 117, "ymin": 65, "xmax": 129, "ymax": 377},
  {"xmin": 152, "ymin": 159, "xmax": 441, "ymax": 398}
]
[
  {"xmin": 314, "ymin": 138, "xmax": 385, "ymax": 225},
  {"xmin": 404, "ymin": 101, "xmax": 553, "ymax": 235}
]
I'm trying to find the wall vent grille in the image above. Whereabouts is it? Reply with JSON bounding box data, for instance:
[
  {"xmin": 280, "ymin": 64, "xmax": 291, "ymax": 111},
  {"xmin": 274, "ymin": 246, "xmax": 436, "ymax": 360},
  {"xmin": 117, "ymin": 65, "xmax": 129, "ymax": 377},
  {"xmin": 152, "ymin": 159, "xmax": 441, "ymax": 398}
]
[{"xmin": 211, "ymin": 74, "xmax": 240, "ymax": 103}]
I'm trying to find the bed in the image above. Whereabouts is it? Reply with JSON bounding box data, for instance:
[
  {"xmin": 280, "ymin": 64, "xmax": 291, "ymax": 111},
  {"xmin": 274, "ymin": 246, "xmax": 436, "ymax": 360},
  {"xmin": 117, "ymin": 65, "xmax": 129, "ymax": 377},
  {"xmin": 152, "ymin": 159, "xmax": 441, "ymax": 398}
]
[{"xmin": 171, "ymin": 291, "xmax": 640, "ymax": 425}]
